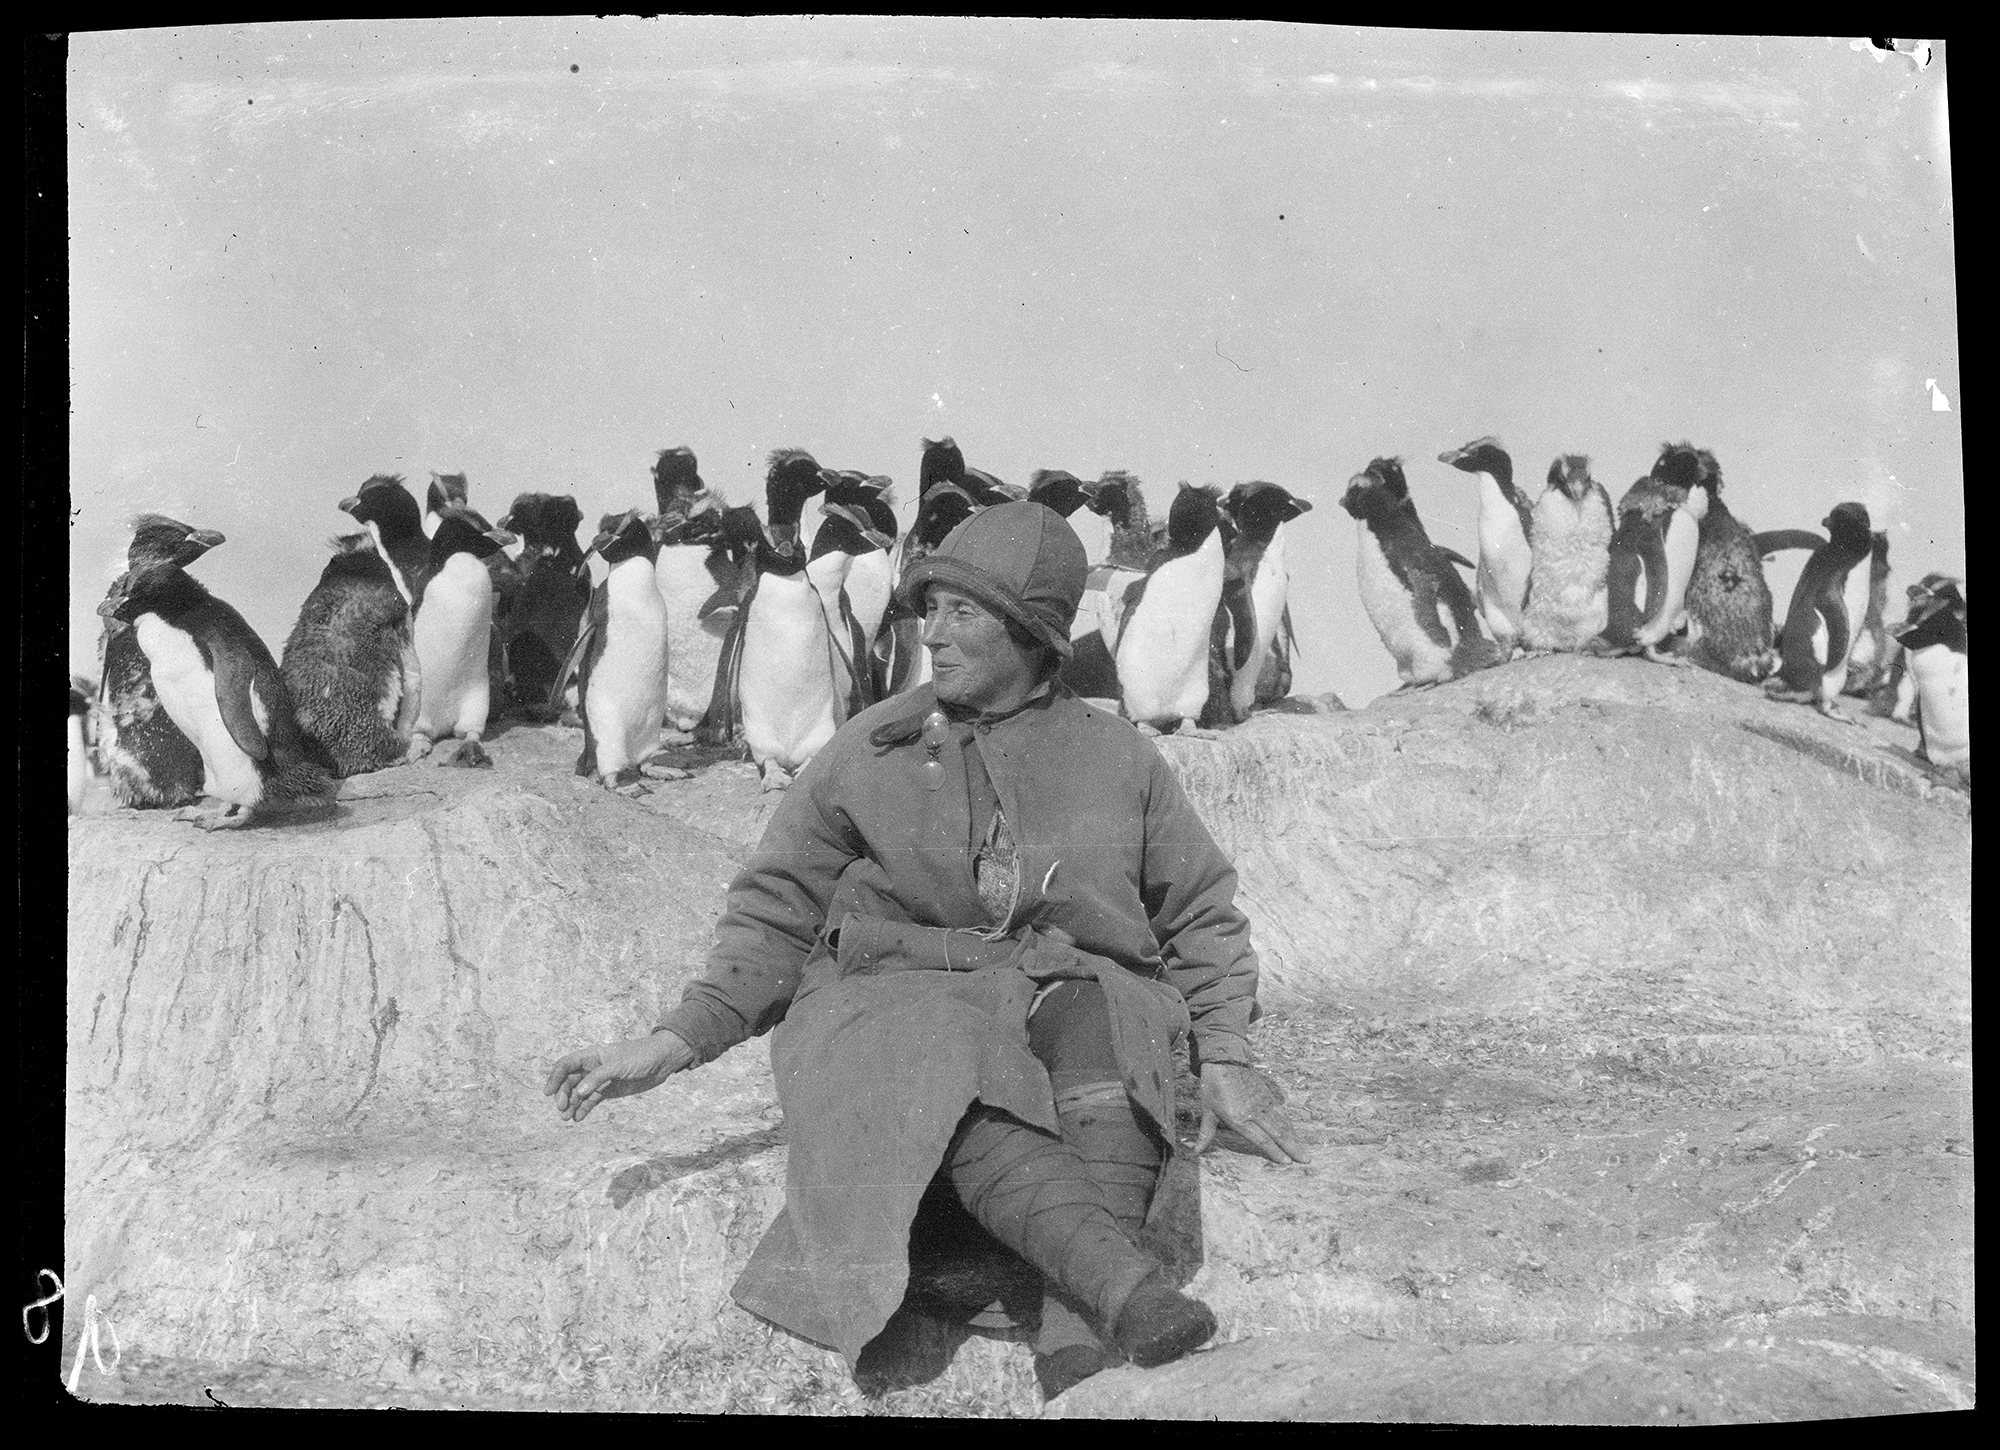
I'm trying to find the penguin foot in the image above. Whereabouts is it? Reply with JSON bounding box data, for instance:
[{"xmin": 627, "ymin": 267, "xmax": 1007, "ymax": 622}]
[
  {"xmin": 402, "ymin": 734, "xmax": 436, "ymax": 765},
  {"xmin": 657, "ymin": 727, "xmax": 696, "ymax": 748},
  {"xmin": 608, "ymin": 772, "xmax": 653, "ymax": 798},
  {"xmin": 1641, "ymin": 645, "xmax": 1687, "ymax": 667},
  {"xmin": 758, "ymin": 762, "xmax": 794, "ymax": 792},
  {"xmin": 640, "ymin": 762, "xmax": 693, "ymax": 781},
  {"xmin": 1133, "ymin": 722, "xmax": 1163, "ymax": 737},
  {"xmin": 1175, "ymin": 726, "xmax": 1225, "ymax": 741},
  {"xmin": 175, "ymin": 802, "xmax": 254, "ymax": 831},
  {"xmin": 1763, "ymin": 681, "xmax": 1814, "ymax": 704},
  {"xmin": 438, "ymin": 738, "xmax": 494, "ymax": 769},
  {"xmin": 1815, "ymin": 700, "xmax": 1860, "ymax": 726}
]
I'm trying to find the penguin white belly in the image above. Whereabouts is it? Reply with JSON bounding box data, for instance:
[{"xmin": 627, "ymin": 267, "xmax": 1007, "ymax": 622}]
[
  {"xmin": 1812, "ymin": 612, "xmax": 1850, "ymax": 702},
  {"xmin": 845, "ymin": 552, "xmax": 894, "ymax": 646},
  {"xmin": 1118, "ymin": 533, "xmax": 1224, "ymax": 723},
  {"xmin": 134, "ymin": 615, "xmax": 265, "ymax": 807},
  {"xmin": 655, "ymin": 545, "xmax": 727, "ymax": 731},
  {"xmin": 739, "ymin": 572, "xmax": 838, "ymax": 771},
  {"xmin": 589, "ymin": 561, "xmax": 672, "ymax": 774},
  {"xmin": 1637, "ymin": 503, "xmax": 1705, "ymax": 645},
  {"xmin": 1356, "ymin": 529, "xmax": 1451, "ymax": 685},
  {"xmin": 805, "ymin": 552, "xmax": 864, "ymax": 711},
  {"xmin": 1475, "ymin": 473, "xmax": 1531, "ymax": 640},
  {"xmin": 1070, "ymin": 510, "xmax": 1110, "ymax": 568},
  {"xmin": 1843, "ymin": 567, "xmax": 1881, "ymax": 681},
  {"xmin": 412, "ymin": 556, "xmax": 495, "ymax": 739},
  {"xmin": 1231, "ymin": 538, "xmax": 1290, "ymax": 718},
  {"xmin": 1909, "ymin": 645, "xmax": 1969, "ymax": 768}
]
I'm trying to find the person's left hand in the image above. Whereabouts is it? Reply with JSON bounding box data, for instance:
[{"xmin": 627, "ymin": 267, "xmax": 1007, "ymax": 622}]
[{"xmin": 1195, "ymin": 1062, "xmax": 1311, "ymax": 1164}]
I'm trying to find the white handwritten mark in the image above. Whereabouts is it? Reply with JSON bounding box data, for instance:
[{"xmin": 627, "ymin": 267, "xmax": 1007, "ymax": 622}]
[
  {"xmin": 22, "ymin": 1269, "xmax": 61, "ymax": 1343},
  {"xmin": 1926, "ymin": 379, "xmax": 1952, "ymax": 413},
  {"xmin": 66, "ymin": 1293, "xmax": 121, "ymax": 1393}
]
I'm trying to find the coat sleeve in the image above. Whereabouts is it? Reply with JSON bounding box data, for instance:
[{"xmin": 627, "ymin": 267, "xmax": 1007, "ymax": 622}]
[
  {"xmin": 655, "ymin": 748, "xmax": 861, "ymax": 1063},
  {"xmin": 1138, "ymin": 749, "xmax": 1260, "ymax": 1068}
]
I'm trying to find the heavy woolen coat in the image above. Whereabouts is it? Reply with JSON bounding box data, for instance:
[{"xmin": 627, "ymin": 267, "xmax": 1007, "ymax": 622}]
[{"xmin": 657, "ymin": 681, "xmax": 1261, "ymax": 1361}]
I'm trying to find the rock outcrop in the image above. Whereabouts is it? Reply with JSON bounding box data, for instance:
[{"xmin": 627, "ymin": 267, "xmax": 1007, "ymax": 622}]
[{"xmin": 64, "ymin": 656, "xmax": 1971, "ymax": 1416}]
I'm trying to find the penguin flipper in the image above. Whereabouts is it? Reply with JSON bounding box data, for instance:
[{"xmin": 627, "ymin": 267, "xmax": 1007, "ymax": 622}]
[
  {"xmin": 1755, "ymin": 530, "xmax": 1826, "ymax": 558},
  {"xmin": 696, "ymin": 571, "xmax": 755, "ymax": 746},
  {"xmin": 550, "ymin": 598, "xmax": 601, "ymax": 717},
  {"xmin": 213, "ymin": 649, "xmax": 273, "ymax": 763},
  {"xmin": 1436, "ymin": 546, "xmax": 1479, "ymax": 574}
]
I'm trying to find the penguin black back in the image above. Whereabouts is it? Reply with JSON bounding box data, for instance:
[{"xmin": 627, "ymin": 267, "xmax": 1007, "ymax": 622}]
[
  {"xmin": 499, "ymin": 493, "xmax": 590, "ymax": 720},
  {"xmin": 1768, "ymin": 501, "xmax": 1876, "ymax": 706},
  {"xmin": 1028, "ymin": 469, "xmax": 1093, "ymax": 519}
]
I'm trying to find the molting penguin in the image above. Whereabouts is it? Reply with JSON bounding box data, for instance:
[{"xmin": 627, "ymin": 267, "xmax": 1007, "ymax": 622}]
[
  {"xmin": 97, "ymin": 563, "xmax": 331, "ymax": 829},
  {"xmin": 1201, "ymin": 481, "xmax": 1313, "ymax": 726},
  {"xmin": 1521, "ymin": 454, "xmax": 1614, "ymax": 652},
  {"xmin": 1764, "ymin": 502, "xmax": 1878, "ymax": 722},
  {"xmin": 94, "ymin": 514, "xmax": 228, "ymax": 808},
  {"xmin": 339, "ymin": 474, "xmax": 431, "ymax": 609},
  {"xmin": 713, "ymin": 449, "xmax": 838, "ymax": 788},
  {"xmin": 408, "ymin": 507, "xmax": 517, "ymax": 767},
  {"xmin": 1066, "ymin": 470, "xmax": 1154, "ymax": 669},
  {"xmin": 1438, "ymin": 437, "xmax": 1535, "ymax": 654},
  {"xmin": 497, "ymin": 493, "xmax": 590, "ymax": 722},
  {"xmin": 280, "ymin": 532, "xmax": 419, "ymax": 777},
  {"xmin": 1676, "ymin": 446, "xmax": 1782, "ymax": 682},
  {"xmin": 1342, "ymin": 456, "xmax": 1501, "ymax": 688},
  {"xmin": 563, "ymin": 509, "xmax": 674, "ymax": 793},
  {"xmin": 1115, "ymin": 483, "xmax": 1229, "ymax": 732},
  {"xmin": 1891, "ymin": 583, "xmax": 1968, "ymax": 778}
]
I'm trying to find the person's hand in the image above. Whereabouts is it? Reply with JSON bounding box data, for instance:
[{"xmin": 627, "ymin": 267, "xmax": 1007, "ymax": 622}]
[
  {"xmin": 543, "ymin": 1031, "xmax": 697, "ymax": 1122},
  {"xmin": 1194, "ymin": 1062, "xmax": 1311, "ymax": 1164}
]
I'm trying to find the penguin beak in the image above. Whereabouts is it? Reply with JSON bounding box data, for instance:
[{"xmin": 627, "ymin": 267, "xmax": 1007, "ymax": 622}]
[
  {"xmin": 96, "ymin": 593, "xmax": 127, "ymax": 619},
  {"xmin": 191, "ymin": 528, "xmax": 227, "ymax": 548},
  {"xmin": 337, "ymin": 496, "xmax": 362, "ymax": 515},
  {"xmin": 486, "ymin": 527, "xmax": 518, "ymax": 548},
  {"xmin": 1289, "ymin": 497, "xmax": 1314, "ymax": 518}
]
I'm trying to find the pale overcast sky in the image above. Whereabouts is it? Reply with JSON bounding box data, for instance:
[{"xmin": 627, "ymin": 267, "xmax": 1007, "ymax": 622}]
[{"xmin": 68, "ymin": 23, "xmax": 1959, "ymax": 705}]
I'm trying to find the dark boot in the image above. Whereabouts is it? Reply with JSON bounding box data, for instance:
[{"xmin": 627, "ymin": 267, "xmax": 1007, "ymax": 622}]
[{"xmin": 945, "ymin": 1107, "xmax": 1159, "ymax": 1333}]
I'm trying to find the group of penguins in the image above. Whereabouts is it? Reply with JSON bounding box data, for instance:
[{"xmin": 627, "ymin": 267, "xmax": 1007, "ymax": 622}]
[
  {"xmin": 1344, "ymin": 438, "xmax": 1970, "ymax": 779},
  {"xmin": 68, "ymin": 437, "xmax": 1319, "ymax": 826}
]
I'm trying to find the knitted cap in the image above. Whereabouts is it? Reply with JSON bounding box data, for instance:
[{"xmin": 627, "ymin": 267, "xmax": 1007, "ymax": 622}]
[{"xmin": 899, "ymin": 500, "xmax": 1088, "ymax": 657}]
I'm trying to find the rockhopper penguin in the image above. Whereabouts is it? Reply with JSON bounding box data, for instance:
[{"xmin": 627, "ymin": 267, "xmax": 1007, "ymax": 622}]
[
  {"xmin": 280, "ymin": 532, "xmax": 420, "ymax": 777},
  {"xmin": 1438, "ymin": 437, "xmax": 1535, "ymax": 655},
  {"xmin": 564, "ymin": 509, "xmax": 675, "ymax": 793},
  {"xmin": 94, "ymin": 514, "xmax": 227, "ymax": 808},
  {"xmin": 1521, "ymin": 454, "xmax": 1614, "ymax": 653},
  {"xmin": 1115, "ymin": 483, "xmax": 1229, "ymax": 732},
  {"xmin": 408, "ymin": 506, "xmax": 517, "ymax": 767},
  {"xmin": 1764, "ymin": 501, "xmax": 1878, "ymax": 723},
  {"xmin": 1342, "ymin": 457, "xmax": 1501, "ymax": 687},
  {"xmin": 97, "ymin": 562, "xmax": 332, "ymax": 829}
]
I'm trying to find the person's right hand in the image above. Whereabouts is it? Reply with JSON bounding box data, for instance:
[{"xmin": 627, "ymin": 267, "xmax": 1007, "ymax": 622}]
[{"xmin": 543, "ymin": 1031, "xmax": 697, "ymax": 1122}]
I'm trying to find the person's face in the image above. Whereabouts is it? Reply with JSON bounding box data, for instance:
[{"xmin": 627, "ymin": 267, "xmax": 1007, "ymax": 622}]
[{"xmin": 922, "ymin": 587, "xmax": 1045, "ymax": 713}]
